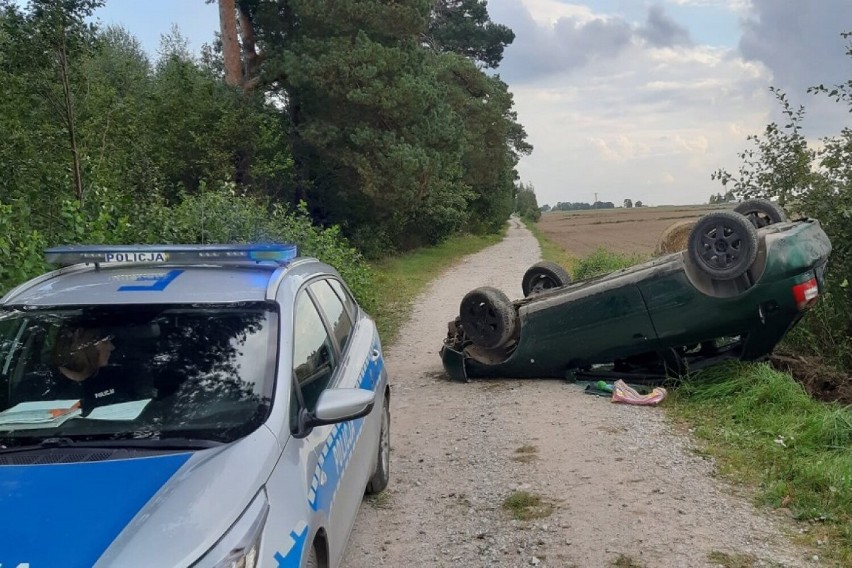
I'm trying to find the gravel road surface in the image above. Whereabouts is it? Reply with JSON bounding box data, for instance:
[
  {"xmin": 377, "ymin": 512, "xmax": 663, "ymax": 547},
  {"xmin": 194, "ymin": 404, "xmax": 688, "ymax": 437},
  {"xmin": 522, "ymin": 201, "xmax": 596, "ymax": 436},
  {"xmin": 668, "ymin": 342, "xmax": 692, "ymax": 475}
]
[{"xmin": 342, "ymin": 217, "xmax": 820, "ymax": 568}]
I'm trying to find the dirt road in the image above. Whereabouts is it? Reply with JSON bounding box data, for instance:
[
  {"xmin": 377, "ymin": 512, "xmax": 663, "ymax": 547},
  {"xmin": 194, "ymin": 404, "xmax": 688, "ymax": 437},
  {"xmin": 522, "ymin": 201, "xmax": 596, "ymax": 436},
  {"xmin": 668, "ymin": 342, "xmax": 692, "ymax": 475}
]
[{"xmin": 342, "ymin": 218, "xmax": 816, "ymax": 567}]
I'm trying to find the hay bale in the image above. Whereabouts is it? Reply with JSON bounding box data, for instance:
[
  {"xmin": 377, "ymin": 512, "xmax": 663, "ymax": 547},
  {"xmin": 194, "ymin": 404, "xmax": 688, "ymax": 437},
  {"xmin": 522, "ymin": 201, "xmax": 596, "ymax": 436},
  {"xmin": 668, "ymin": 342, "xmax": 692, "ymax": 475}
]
[{"xmin": 655, "ymin": 220, "xmax": 694, "ymax": 255}]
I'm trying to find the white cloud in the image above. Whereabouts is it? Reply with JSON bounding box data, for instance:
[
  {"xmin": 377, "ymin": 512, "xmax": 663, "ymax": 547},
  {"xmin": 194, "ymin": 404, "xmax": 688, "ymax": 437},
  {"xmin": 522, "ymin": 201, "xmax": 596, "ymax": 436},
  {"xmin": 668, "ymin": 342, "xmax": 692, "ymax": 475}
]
[
  {"xmin": 669, "ymin": 0, "xmax": 750, "ymax": 10},
  {"xmin": 519, "ymin": 0, "xmax": 600, "ymax": 26},
  {"xmin": 502, "ymin": 34, "xmax": 776, "ymax": 205},
  {"xmin": 486, "ymin": 0, "xmax": 842, "ymax": 207}
]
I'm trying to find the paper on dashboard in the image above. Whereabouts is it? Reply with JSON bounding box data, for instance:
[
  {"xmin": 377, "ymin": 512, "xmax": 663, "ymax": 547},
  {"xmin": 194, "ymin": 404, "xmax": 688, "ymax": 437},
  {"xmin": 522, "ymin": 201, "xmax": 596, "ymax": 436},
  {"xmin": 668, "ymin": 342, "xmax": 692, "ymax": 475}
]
[
  {"xmin": 0, "ymin": 399, "xmax": 81, "ymax": 426},
  {"xmin": 84, "ymin": 399, "xmax": 152, "ymax": 421}
]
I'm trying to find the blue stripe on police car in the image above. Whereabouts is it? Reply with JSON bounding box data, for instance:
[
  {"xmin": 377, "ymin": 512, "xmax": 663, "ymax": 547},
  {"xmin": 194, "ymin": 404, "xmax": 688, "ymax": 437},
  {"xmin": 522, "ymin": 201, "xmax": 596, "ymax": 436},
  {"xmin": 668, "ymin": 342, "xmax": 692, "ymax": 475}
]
[
  {"xmin": 0, "ymin": 453, "xmax": 191, "ymax": 567},
  {"xmin": 273, "ymin": 521, "xmax": 309, "ymax": 567}
]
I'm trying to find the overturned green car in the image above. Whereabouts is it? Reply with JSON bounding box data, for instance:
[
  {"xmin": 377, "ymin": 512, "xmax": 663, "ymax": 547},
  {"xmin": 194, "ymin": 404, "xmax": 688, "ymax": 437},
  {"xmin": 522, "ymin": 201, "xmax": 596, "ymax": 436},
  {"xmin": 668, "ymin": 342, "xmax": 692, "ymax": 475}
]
[{"xmin": 441, "ymin": 200, "xmax": 832, "ymax": 382}]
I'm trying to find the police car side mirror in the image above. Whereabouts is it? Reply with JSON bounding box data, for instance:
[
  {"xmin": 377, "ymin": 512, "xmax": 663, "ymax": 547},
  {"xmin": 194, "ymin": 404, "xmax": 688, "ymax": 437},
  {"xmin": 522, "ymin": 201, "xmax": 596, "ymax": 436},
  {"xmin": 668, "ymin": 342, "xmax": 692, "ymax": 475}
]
[{"xmin": 300, "ymin": 388, "xmax": 376, "ymax": 432}]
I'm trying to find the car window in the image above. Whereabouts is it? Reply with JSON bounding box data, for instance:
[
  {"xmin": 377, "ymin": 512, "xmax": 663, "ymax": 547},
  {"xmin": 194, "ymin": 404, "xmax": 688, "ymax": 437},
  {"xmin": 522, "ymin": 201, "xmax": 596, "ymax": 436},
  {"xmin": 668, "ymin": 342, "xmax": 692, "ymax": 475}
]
[
  {"xmin": 0, "ymin": 304, "xmax": 277, "ymax": 446},
  {"xmin": 291, "ymin": 292, "xmax": 337, "ymax": 427},
  {"xmin": 328, "ymin": 278, "xmax": 358, "ymax": 320},
  {"xmin": 309, "ymin": 279, "xmax": 353, "ymax": 352}
]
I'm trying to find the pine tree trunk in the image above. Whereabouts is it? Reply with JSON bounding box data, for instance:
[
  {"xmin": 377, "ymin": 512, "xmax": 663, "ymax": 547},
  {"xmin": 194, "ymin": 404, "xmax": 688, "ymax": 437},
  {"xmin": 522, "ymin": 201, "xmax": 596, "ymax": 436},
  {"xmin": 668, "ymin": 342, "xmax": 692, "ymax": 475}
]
[{"xmin": 219, "ymin": 0, "xmax": 241, "ymax": 87}]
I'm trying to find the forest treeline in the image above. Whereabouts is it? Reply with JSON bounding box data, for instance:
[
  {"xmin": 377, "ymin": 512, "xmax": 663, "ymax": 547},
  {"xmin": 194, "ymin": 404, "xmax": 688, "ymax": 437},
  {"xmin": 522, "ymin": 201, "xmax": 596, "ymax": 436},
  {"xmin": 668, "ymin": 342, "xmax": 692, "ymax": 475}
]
[{"xmin": 0, "ymin": 0, "xmax": 530, "ymax": 302}]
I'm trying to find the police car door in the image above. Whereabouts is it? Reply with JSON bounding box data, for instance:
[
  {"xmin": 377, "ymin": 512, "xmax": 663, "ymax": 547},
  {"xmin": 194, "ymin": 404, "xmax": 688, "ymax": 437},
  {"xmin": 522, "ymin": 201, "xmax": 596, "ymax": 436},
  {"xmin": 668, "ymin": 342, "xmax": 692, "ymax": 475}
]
[{"xmin": 304, "ymin": 279, "xmax": 377, "ymax": 561}]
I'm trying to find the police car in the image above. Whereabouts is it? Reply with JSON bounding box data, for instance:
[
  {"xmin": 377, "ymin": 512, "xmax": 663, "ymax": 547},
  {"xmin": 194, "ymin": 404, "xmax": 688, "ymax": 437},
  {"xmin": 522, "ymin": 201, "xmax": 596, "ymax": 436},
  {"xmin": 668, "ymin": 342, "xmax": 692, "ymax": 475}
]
[{"xmin": 0, "ymin": 244, "xmax": 390, "ymax": 568}]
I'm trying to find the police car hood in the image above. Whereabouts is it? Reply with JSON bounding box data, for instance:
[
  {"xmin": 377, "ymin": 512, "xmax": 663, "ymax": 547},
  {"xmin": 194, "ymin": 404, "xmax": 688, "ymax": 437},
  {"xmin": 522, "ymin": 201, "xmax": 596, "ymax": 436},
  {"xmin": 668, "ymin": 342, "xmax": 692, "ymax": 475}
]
[{"xmin": 0, "ymin": 426, "xmax": 280, "ymax": 568}]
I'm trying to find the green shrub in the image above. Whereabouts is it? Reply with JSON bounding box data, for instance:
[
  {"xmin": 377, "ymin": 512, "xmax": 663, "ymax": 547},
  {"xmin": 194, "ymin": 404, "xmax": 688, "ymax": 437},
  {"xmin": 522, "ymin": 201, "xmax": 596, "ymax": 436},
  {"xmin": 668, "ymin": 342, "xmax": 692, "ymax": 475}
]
[
  {"xmin": 786, "ymin": 147, "xmax": 852, "ymax": 369},
  {"xmin": 0, "ymin": 183, "xmax": 377, "ymax": 313},
  {"xmin": 0, "ymin": 202, "xmax": 48, "ymax": 291}
]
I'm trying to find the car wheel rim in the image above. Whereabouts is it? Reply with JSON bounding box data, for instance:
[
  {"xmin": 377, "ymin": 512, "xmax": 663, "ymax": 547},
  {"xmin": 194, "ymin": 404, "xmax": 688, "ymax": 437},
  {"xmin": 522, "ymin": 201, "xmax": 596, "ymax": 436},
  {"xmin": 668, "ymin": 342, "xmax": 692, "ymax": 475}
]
[
  {"xmin": 742, "ymin": 211, "xmax": 770, "ymax": 228},
  {"xmin": 700, "ymin": 222, "xmax": 743, "ymax": 269},
  {"xmin": 465, "ymin": 303, "xmax": 500, "ymax": 338},
  {"xmin": 530, "ymin": 276, "xmax": 556, "ymax": 294}
]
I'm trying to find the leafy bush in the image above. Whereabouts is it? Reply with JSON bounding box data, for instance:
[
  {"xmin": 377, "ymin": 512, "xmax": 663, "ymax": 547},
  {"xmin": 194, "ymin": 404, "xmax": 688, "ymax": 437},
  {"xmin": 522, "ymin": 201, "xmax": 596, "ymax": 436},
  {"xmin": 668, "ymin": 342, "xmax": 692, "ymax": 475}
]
[
  {"xmin": 0, "ymin": 183, "xmax": 377, "ymax": 313},
  {"xmin": 0, "ymin": 202, "xmax": 48, "ymax": 290}
]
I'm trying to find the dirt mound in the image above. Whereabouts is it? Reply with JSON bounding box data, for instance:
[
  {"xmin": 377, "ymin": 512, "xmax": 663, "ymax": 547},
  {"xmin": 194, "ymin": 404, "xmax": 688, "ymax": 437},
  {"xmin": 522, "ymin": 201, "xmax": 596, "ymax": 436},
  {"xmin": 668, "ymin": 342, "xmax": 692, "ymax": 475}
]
[{"xmin": 771, "ymin": 352, "xmax": 852, "ymax": 405}]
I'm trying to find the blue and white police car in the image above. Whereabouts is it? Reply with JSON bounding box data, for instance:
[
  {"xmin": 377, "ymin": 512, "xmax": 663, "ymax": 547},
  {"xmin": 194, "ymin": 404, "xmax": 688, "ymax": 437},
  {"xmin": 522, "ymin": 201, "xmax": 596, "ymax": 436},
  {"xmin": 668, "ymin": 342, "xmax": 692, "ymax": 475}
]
[{"xmin": 0, "ymin": 244, "xmax": 390, "ymax": 568}]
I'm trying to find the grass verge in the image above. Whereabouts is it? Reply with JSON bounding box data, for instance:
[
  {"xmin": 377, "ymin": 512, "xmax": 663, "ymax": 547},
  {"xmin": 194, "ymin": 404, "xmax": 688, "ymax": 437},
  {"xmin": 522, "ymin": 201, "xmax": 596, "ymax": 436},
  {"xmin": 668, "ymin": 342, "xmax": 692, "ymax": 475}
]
[
  {"xmin": 671, "ymin": 362, "xmax": 852, "ymax": 564},
  {"xmin": 369, "ymin": 232, "xmax": 502, "ymax": 346}
]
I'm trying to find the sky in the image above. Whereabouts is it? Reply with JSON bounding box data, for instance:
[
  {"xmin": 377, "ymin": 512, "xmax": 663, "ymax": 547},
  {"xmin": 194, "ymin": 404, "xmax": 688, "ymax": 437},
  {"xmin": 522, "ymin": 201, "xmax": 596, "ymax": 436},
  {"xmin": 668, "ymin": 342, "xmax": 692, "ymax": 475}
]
[{"xmin": 92, "ymin": 0, "xmax": 851, "ymax": 208}]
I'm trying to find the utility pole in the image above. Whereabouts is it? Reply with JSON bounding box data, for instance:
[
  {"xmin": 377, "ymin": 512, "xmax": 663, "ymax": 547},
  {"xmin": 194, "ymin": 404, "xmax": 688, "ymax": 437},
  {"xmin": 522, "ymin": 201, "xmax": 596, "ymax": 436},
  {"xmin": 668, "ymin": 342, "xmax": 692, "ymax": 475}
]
[{"xmin": 594, "ymin": 192, "xmax": 598, "ymax": 203}]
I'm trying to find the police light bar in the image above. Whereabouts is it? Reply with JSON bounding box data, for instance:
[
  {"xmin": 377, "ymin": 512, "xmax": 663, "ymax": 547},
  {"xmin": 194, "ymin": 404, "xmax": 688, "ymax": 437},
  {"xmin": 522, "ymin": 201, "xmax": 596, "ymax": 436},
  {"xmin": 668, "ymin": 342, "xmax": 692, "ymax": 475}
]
[{"xmin": 44, "ymin": 244, "xmax": 298, "ymax": 266}]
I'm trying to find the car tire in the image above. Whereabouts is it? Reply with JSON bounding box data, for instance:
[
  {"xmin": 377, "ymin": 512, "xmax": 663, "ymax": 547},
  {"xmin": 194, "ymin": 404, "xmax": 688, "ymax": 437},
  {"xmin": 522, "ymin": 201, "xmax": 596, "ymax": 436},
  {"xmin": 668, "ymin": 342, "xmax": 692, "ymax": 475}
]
[
  {"xmin": 734, "ymin": 199, "xmax": 787, "ymax": 228},
  {"xmin": 522, "ymin": 261, "xmax": 572, "ymax": 296},
  {"xmin": 687, "ymin": 210, "xmax": 759, "ymax": 280},
  {"xmin": 459, "ymin": 286, "xmax": 517, "ymax": 349},
  {"xmin": 305, "ymin": 546, "xmax": 320, "ymax": 568},
  {"xmin": 366, "ymin": 397, "xmax": 390, "ymax": 494}
]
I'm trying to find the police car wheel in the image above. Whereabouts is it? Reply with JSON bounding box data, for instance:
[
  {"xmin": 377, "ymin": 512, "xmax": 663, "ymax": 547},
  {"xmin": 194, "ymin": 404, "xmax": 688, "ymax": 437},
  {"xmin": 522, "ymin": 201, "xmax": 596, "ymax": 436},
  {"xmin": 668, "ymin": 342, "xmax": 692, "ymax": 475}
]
[
  {"xmin": 366, "ymin": 398, "xmax": 390, "ymax": 494},
  {"xmin": 305, "ymin": 546, "xmax": 320, "ymax": 568}
]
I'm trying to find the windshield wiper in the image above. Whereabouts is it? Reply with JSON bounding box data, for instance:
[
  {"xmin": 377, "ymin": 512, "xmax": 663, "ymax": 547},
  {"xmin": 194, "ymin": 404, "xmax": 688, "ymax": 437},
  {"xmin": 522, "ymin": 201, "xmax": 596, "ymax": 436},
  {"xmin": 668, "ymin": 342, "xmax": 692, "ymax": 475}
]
[{"xmin": 0, "ymin": 436, "xmax": 223, "ymax": 454}]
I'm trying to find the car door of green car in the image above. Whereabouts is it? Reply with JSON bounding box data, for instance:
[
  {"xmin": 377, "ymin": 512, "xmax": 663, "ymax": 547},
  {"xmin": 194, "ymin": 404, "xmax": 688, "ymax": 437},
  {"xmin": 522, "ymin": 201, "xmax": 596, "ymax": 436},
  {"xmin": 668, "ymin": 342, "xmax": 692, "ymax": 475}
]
[{"xmin": 516, "ymin": 279, "xmax": 659, "ymax": 372}]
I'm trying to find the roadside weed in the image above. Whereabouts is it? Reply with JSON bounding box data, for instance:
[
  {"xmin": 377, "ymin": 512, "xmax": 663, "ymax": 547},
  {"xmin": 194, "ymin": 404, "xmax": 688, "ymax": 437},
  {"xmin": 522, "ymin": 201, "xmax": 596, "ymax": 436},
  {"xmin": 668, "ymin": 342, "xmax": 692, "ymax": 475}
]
[
  {"xmin": 366, "ymin": 491, "xmax": 392, "ymax": 510},
  {"xmin": 512, "ymin": 444, "xmax": 539, "ymax": 463},
  {"xmin": 706, "ymin": 551, "xmax": 758, "ymax": 568},
  {"xmin": 572, "ymin": 248, "xmax": 647, "ymax": 280},
  {"xmin": 612, "ymin": 554, "xmax": 645, "ymax": 567},
  {"xmin": 502, "ymin": 491, "xmax": 554, "ymax": 521}
]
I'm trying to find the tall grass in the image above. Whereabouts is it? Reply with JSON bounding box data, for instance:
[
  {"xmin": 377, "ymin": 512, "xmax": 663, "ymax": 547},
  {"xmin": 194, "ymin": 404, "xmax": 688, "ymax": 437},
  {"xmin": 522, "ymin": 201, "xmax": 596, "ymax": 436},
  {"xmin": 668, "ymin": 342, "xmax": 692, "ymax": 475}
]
[
  {"xmin": 572, "ymin": 247, "xmax": 647, "ymax": 280},
  {"xmin": 673, "ymin": 362, "xmax": 852, "ymax": 563}
]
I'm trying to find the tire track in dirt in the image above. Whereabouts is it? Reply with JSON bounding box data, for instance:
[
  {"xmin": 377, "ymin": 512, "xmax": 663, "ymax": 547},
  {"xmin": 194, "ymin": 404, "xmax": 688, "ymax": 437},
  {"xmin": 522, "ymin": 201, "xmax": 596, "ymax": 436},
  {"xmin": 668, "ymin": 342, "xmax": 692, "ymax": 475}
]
[{"xmin": 342, "ymin": 217, "xmax": 818, "ymax": 568}]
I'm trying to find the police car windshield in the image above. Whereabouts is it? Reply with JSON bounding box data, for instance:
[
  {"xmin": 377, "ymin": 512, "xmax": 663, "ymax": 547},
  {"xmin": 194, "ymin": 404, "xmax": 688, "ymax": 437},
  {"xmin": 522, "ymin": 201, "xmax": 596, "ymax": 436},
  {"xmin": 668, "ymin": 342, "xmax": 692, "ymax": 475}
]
[{"xmin": 0, "ymin": 303, "xmax": 277, "ymax": 445}]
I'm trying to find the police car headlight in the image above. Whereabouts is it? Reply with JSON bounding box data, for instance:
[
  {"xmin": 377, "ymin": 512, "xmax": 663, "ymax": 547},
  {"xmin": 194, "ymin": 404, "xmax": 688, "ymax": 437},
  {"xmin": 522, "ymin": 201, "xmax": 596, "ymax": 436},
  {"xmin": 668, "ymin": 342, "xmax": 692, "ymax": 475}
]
[{"xmin": 194, "ymin": 489, "xmax": 269, "ymax": 568}]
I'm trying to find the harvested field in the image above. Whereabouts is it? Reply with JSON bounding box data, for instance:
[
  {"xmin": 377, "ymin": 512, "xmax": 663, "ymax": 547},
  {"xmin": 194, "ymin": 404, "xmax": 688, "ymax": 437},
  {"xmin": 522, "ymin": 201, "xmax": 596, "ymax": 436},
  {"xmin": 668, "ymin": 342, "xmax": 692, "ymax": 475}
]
[{"xmin": 537, "ymin": 205, "xmax": 725, "ymax": 257}]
